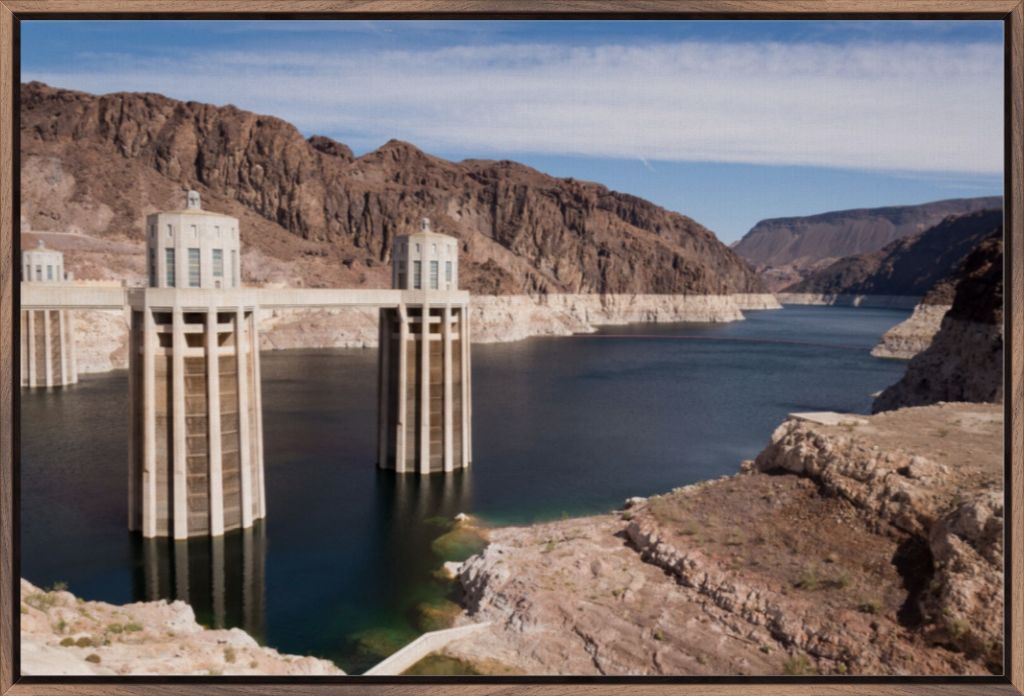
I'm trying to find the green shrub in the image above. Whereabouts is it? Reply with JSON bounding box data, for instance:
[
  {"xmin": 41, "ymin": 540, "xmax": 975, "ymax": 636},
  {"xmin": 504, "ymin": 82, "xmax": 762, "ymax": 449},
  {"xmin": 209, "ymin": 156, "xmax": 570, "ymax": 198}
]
[
  {"xmin": 85, "ymin": 654, "xmax": 101, "ymax": 664},
  {"xmin": 59, "ymin": 637, "xmax": 75, "ymax": 647},
  {"xmin": 224, "ymin": 647, "xmax": 237, "ymax": 664},
  {"xmin": 782, "ymin": 655, "xmax": 813, "ymax": 675}
]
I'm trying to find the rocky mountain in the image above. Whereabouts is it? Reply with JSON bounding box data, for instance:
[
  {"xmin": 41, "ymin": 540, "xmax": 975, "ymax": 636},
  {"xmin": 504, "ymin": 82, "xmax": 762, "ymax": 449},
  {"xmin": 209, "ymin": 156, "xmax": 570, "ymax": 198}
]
[
  {"xmin": 784, "ymin": 210, "xmax": 1002, "ymax": 297},
  {"xmin": 873, "ymin": 232, "xmax": 1003, "ymax": 412},
  {"xmin": 734, "ymin": 197, "xmax": 1001, "ymax": 290},
  {"xmin": 19, "ymin": 81, "xmax": 763, "ymax": 296}
]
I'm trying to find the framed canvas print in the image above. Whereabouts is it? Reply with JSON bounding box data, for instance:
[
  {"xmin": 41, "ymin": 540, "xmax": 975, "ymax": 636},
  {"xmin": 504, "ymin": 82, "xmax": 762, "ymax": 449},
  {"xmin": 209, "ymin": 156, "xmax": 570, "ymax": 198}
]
[{"xmin": 0, "ymin": 1, "xmax": 1021, "ymax": 695}]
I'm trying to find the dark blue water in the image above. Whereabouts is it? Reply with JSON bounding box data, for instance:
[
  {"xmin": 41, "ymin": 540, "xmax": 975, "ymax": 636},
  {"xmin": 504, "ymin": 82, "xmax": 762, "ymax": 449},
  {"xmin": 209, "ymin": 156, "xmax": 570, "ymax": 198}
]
[{"xmin": 20, "ymin": 305, "xmax": 910, "ymax": 673}]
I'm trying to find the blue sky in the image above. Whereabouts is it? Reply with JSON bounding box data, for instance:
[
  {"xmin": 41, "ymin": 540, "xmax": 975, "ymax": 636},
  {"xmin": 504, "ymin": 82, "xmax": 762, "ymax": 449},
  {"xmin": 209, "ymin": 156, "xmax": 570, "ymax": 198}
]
[{"xmin": 21, "ymin": 20, "xmax": 1004, "ymax": 243}]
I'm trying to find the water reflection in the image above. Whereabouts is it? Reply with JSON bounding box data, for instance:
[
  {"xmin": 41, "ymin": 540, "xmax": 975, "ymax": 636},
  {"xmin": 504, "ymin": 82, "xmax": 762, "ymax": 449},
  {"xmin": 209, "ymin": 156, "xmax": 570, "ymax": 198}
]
[
  {"xmin": 131, "ymin": 523, "xmax": 266, "ymax": 640},
  {"xmin": 382, "ymin": 468, "xmax": 473, "ymax": 526}
]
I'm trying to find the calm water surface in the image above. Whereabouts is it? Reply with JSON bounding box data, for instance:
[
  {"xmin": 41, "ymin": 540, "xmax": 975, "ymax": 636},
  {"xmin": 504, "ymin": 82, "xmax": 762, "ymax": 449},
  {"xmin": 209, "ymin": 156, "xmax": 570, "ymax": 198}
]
[{"xmin": 21, "ymin": 305, "xmax": 910, "ymax": 673}]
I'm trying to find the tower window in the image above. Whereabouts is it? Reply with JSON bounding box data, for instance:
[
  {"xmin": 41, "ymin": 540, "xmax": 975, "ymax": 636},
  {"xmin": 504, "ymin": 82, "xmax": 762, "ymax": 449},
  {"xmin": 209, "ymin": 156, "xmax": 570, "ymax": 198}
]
[
  {"xmin": 188, "ymin": 248, "xmax": 201, "ymax": 287},
  {"xmin": 36, "ymin": 265, "xmax": 42, "ymax": 281},
  {"xmin": 231, "ymin": 250, "xmax": 238, "ymax": 287},
  {"xmin": 213, "ymin": 249, "xmax": 224, "ymax": 277},
  {"xmin": 446, "ymin": 261, "xmax": 452, "ymax": 284},
  {"xmin": 165, "ymin": 248, "xmax": 176, "ymax": 287},
  {"xmin": 148, "ymin": 249, "xmax": 156, "ymax": 286},
  {"xmin": 413, "ymin": 261, "xmax": 422, "ymax": 289},
  {"xmin": 46, "ymin": 265, "xmax": 53, "ymax": 281},
  {"xmin": 429, "ymin": 260, "xmax": 439, "ymax": 289}
]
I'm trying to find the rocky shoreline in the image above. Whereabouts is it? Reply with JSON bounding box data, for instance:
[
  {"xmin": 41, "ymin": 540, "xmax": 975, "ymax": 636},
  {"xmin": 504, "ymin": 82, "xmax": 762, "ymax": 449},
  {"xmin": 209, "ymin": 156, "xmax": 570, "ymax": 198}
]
[
  {"xmin": 19, "ymin": 579, "xmax": 344, "ymax": 676},
  {"xmin": 439, "ymin": 404, "xmax": 1003, "ymax": 676},
  {"xmin": 69, "ymin": 293, "xmax": 782, "ymax": 375}
]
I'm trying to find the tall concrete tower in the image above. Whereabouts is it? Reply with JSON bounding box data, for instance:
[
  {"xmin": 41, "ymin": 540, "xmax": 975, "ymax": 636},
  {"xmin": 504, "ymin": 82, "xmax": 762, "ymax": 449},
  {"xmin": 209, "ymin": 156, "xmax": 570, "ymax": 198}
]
[
  {"xmin": 377, "ymin": 218, "xmax": 472, "ymax": 474},
  {"xmin": 20, "ymin": 241, "xmax": 77, "ymax": 388},
  {"xmin": 128, "ymin": 191, "xmax": 265, "ymax": 539}
]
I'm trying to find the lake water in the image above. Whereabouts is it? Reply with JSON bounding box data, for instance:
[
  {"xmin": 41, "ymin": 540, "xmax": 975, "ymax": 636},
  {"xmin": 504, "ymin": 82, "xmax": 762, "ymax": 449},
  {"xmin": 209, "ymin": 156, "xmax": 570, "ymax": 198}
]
[{"xmin": 20, "ymin": 305, "xmax": 910, "ymax": 673}]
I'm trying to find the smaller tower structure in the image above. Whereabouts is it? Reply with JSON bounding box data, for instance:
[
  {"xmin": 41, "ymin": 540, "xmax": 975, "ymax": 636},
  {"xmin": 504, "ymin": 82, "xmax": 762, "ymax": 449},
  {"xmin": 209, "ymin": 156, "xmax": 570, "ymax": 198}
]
[
  {"xmin": 20, "ymin": 241, "xmax": 77, "ymax": 387},
  {"xmin": 129, "ymin": 191, "xmax": 265, "ymax": 539},
  {"xmin": 378, "ymin": 218, "xmax": 472, "ymax": 474}
]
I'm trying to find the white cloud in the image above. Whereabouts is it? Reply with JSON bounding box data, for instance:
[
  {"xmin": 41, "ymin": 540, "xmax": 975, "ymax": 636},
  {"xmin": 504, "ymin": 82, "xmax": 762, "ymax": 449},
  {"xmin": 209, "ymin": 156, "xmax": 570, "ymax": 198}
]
[{"xmin": 25, "ymin": 39, "xmax": 1003, "ymax": 174}]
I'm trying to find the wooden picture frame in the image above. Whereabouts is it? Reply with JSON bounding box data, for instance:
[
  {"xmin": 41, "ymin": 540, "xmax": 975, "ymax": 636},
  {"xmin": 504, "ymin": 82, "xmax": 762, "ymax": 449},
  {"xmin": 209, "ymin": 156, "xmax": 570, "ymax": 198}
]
[{"xmin": 0, "ymin": 2, "xmax": 1021, "ymax": 694}]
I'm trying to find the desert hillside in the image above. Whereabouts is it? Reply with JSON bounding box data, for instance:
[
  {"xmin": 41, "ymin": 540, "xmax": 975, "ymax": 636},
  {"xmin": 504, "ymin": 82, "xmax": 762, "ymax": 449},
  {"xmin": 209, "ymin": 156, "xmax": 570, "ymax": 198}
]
[
  {"xmin": 784, "ymin": 210, "xmax": 1002, "ymax": 298},
  {"xmin": 20, "ymin": 81, "xmax": 763, "ymax": 296},
  {"xmin": 734, "ymin": 197, "xmax": 1001, "ymax": 290}
]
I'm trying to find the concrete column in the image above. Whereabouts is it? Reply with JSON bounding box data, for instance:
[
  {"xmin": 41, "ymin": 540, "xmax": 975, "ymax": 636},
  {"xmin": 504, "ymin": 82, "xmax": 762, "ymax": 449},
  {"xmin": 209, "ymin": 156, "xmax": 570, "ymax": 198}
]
[
  {"xmin": 68, "ymin": 310, "xmax": 78, "ymax": 384},
  {"xmin": 419, "ymin": 303, "xmax": 431, "ymax": 475},
  {"xmin": 128, "ymin": 312, "xmax": 138, "ymax": 532},
  {"xmin": 206, "ymin": 307, "xmax": 225, "ymax": 537},
  {"xmin": 26, "ymin": 310, "xmax": 36, "ymax": 387},
  {"xmin": 249, "ymin": 310, "xmax": 266, "ymax": 520},
  {"xmin": 461, "ymin": 305, "xmax": 472, "ymax": 467},
  {"xmin": 396, "ymin": 305, "xmax": 409, "ymax": 473},
  {"xmin": 376, "ymin": 310, "xmax": 389, "ymax": 469},
  {"xmin": 43, "ymin": 309, "xmax": 53, "ymax": 387},
  {"xmin": 171, "ymin": 306, "xmax": 189, "ymax": 540},
  {"xmin": 142, "ymin": 309, "xmax": 158, "ymax": 538},
  {"xmin": 442, "ymin": 304, "xmax": 454, "ymax": 472},
  {"xmin": 58, "ymin": 310, "xmax": 68, "ymax": 384},
  {"xmin": 235, "ymin": 309, "xmax": 254, "ymax": 529}
]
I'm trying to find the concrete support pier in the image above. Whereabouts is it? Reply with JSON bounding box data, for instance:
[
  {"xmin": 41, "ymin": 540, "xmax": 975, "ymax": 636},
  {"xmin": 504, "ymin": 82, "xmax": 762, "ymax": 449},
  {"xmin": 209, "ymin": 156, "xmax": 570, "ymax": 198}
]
[
  {"xmin": 377, "ymin": 219, "xmax": 472, "ymax": 474},
  {"xmin": 128, "ymin": 192, "xmax": 265, "ymax": 538}
]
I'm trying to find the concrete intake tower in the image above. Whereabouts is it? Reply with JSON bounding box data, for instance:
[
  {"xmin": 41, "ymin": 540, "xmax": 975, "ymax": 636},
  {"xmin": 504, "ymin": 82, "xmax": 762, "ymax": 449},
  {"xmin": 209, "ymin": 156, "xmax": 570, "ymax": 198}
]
[
  {"xmin": 128, "ymin": 191, "xmax": 265, "ymax": 539},
  {"xmin": 20, "ymin": 241, "xmax": 77, "ymax": 388},
  {"xmin": 377, "ymin": 219, "xmax": 472, "ymax": 473}
]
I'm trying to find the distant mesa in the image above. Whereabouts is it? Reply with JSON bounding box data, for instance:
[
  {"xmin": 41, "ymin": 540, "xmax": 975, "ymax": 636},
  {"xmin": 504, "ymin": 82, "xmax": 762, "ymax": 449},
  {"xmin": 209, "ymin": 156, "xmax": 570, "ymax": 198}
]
[
  {"xmin": 733, "ymin": 197, "xmax": 1002, "ymax": 291},
  {"xmin": 783, "ymin": 209, "xmax": 1003, "ymax": 298}
]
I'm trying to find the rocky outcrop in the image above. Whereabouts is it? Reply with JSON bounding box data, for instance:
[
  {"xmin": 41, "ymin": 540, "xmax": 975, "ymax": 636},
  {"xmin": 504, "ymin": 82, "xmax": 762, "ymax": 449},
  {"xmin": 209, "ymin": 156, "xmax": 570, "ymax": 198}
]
[
  {"xmin": 20, "ymin": 81, "xmax": 764, "ymax": 297},
  {"xmin": 734, "ymin": 197, "xmax": 1001, "ymax": 289},
  {"xmin": 446, "ymin": 404, "xmax": 1002, "ymax": 676},
  {"xmin": 20, "ymin": 579, "xmax": 344, "ymax": 676},
  {"xmin": 871, "ymin": 303, "xmax": 951, "ymax": 360},
  {"xmin": 754, "ymin": 407, "xmax": 1003, "ymax": 667},
  {"xmin": 873, "ymin": 234, "xmax": 1003, "ymax": 412},
  {"xmin": 785, "ymin": 210, "xmax": 1002, "ymax": 298}
]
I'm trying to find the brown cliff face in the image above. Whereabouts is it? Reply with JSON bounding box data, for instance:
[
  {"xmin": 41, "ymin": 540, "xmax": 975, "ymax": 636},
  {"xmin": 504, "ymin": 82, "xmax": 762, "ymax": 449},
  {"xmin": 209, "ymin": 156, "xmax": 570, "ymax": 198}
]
[{"xmin": 19, "ymin": 82, "xmax": 763, "ymax": 295}]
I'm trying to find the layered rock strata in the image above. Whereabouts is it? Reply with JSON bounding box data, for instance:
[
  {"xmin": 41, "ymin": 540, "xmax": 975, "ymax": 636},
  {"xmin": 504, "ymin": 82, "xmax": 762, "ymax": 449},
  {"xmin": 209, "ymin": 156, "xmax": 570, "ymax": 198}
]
[{"xmin": 871, "ymin": 303, "xmax": 951, "ymax": 360}]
